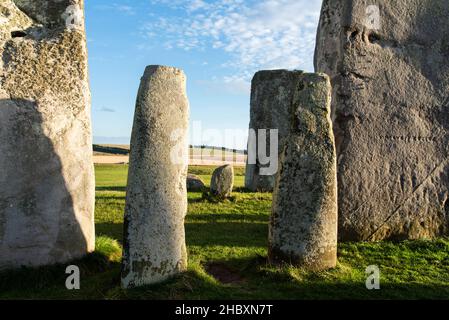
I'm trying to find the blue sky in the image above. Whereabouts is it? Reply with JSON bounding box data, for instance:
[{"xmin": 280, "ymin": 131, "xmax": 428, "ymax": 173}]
[{"xmin": 85, "ymin": 0, "xmax": 323, "ymax": 149}]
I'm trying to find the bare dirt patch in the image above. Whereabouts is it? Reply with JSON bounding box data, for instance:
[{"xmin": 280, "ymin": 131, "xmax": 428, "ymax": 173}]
[{"xmin": 93, "ymin": 155, "xmax": 129, "ymax": 164}]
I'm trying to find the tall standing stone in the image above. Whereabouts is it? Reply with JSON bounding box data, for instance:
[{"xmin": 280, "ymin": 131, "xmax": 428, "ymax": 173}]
[
  {"xmin": 0, "ymin": 0, "xmax": 95, "ymax": 270},
  {"xmin": 121, "ymin": 66, "xmax": 189, "ymax": 288},
  {"xmin": 315, "ymin": 0, "xmax": 449, "ymax": 241},
  {"xmin": 269, "ymin": 73, "xmax": 337, "ymax": 270},
  {"xmin": 245, "ymin": 70, "xmax": 303, "ymax": 192}
]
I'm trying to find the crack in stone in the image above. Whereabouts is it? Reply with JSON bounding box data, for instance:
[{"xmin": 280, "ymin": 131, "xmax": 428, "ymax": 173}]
[
  {"xmin": 365, "ymin": 160, "xmax": 449, "ymax": 241},
  {"xmin": 346, "ymin": 175, "xmax": 391, "ymax": 221}
]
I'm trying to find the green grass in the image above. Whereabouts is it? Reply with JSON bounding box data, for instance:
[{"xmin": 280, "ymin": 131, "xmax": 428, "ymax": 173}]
[
  {"xmin": 189, "ymin": 165, "xmax": 246, "ymax": 189},
  {"xmin": 95, "ymin": 164, "xmax": 128, "ymax": 190},
  {"xmin": 1, "ymin": 164, "xmax": 448, "ymax": 299}
]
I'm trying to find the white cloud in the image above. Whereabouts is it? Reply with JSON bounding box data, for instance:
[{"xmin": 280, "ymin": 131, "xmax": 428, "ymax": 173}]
[
  {"xmin": 144, "ymin": 0, "xmax": 323, "ymax": 94},
  {"xmin": 95, "ymin": 4, "xmax": 136, "ymax": 16},
  {"xmin": 99, "ymin": 106, "xmax": 116, "ymax": 113},
  {"xmin": 115, "ymin": 5, "xmax": 135, "ymax": 15},
  {"xmin": 196, "ymin": 75, "xmax": 251, "ymax": 95}
]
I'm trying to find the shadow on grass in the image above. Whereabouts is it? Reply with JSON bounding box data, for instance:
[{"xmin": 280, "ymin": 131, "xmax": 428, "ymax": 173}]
[
  {"xmin": 2, "ymin": 236, "xmax": 448, "ymax": 299},
  {"xmin": 188, "ymin": 193, "xmax": 237, "ymax": 203},
  {"xmin": 119, "ymin": 254, "xmax": 449, "ymax": 300},
  {"xmin": 96, "ymin": 223, "xmax": 124, "ymax": 244},
  {"xmin": 96, "ymin": 196, "xmax": 126, "ymax": 202},
  {"xmin": 96, "ymin": 220, "xmax": 267, "ymax": 248},
  {"xmin": 186, "ymin": 222, "xmax": 267, "ymax": 247},
  {"xmin": 232, "ymin": 186, "xmax": 272, "ymax": 194},
  {"xmin": 187, "ymin": 213, "xmax": 268, "ymax": 223},
  {"xmin": 0, "ymin": 251, "xmax": 119, "ymax": 295},
  {"xmin": 0, "ymin": 236, "xmax": 123, "ymax": 299},
  {"xmin": 96, "ymin": 186, "xmax": 127, "ymax": 192}
]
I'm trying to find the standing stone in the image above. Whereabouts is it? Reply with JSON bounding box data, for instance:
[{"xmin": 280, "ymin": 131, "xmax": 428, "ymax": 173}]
[
  {"xmin": 315, "ymin": 0, "xmax": 449, "ymax": 241},
  {"xmin": 121, "ymin": 65, "xmax": 189, "ymax": 288},
  {"xmin": 187, "ymin": 174, "xmax": 206, "ymax": 192},
  {"xmin": 210, "ymin": 165, "xmax": 234, "ymax": 198},
  {"xmin": 269, "ymin": 73, "xmax": 337, "ymax": 270},
  {"xmin": 245, "ymin": 70, "xmax": 303, "ymax": 192},
  {"xmin": 0, "ymin": 0, "xmax": 95, "ymax": 270}
]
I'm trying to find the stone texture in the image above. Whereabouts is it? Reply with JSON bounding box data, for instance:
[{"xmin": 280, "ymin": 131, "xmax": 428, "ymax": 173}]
[
  {"xmin": 121, "ymin": 65, "xmax": 189, "ymax": 288},
  {"xmin": 269, "ymin": 73, "xmax": 337, "ymax": 270},
  {"xmin": 315, "ymin": 0, "xmax": 449, "ymax": 241},
  {"xmin": 0, "ymin": 0, "xmax": 95, "ymax": 270},
  {"xmin": 210, "ymin": 165, "xmax": 234, "ymax": 198},
  {"xmin": 245, "ymin": 70, "xmax": 303, "ymax": 192},
  {"xmin": 187, "ymin": 174, "xmax": 205, "ymax": 192}
]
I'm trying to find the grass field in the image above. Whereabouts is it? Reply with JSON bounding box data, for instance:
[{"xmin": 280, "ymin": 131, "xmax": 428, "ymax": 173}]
[{"xmin": 1, "ymin": 164, "xmax": 449, "ymax": 299}]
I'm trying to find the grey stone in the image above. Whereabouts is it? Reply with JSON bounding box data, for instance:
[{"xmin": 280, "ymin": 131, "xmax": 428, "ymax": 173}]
[
  {"xmin": 0, "ymin": 0, "xmax": 95, "ymax": 270},
  {"xmin": 269, "ymin": 73, "xmax": 337, "ymax": 270},
  {"xmin": 245, "ymin": 70, "xmax": 303, "ymax": 192},
  {"xmin": 187, "ymin": 174, "xmax": 205, "ymax": 192},
  {"xmin": 210, "ymin": 165, "xmax": 234, "ymax": 198},
  {"xmin": 121, "ymin": 65, "xmax": 189, "ymax": 288},
  {"xmin": 315, "ymin": 0, "xmax": 449, "ymax": 241}
]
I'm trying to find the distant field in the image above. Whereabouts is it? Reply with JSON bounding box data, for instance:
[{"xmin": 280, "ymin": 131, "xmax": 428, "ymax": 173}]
[
  {"xmin": 1, "ymin": 164, "xmax": 448, "ymax": 300},
  {"xmin": 99, "ymin": 144, "xmax": 130, "ymax": 150},
  {"xmin": 93, "ymin": 144, "xmax": 247, "ymax": 166},
  {"xmin": 93, "ymin": 144, "xmax": 129, "ymax": 156},
  {"xmin": 94, "ymin": 144, "xmax": 245, "ymax": 156}
]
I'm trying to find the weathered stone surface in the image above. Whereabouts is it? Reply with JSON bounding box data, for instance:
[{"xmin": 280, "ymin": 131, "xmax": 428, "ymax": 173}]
[
  {"xmin": 121, "ymin": 65, "xmax": 189, "ymax": 288},
  {"xmin": 187, "ymin": 174, "xmax": 205, "ymax": 192},
  {"xmin": 0, "ymin": 0, "xmax": 95, "ymax": 270},
  {"xmin": 315, "ymin": 0, "xmax": 449, "ymax": 241},
  {"xmin": 210, "ymin": 165, "xmax": 234, "ymax": 198},
  {"xmin": 245, "ymin": 70, "xmax": 303, "ymax": 192},
  {"xmin": 269, "ymin": 73, "xmax": 337, "ymax": 270}
]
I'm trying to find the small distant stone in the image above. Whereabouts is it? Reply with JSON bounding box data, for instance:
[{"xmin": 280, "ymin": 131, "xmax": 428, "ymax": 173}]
[
  {"xmin": 210, "ymin": 165, "xmax": 234, "ymax": 198},
  {"xmin": 187, "ymin": 174, "xmax": 205, "ymax": 192}
]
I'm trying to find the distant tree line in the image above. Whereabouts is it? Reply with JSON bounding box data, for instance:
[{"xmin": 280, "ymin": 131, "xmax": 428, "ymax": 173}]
[
  {"xmin": 93, "ymin": 144, "xmax": 129, "ymax": 155},
  {"xmin": 190, "ymin": 145, "xmax": 247, "ymax": 155}
]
